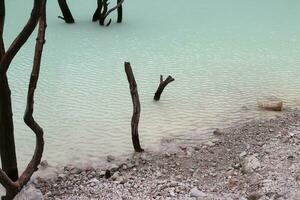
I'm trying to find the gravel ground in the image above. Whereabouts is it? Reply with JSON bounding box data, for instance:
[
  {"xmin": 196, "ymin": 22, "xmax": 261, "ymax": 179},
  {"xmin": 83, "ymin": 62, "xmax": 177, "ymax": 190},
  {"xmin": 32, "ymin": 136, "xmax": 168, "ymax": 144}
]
[{"xmin": 6, "ymin": 108, "xmax": 300, "ymax": 200}]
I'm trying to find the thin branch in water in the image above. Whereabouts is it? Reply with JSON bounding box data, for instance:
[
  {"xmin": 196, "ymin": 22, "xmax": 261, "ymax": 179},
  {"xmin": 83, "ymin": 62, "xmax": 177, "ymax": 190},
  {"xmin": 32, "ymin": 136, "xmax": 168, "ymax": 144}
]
[{"xmin": 154, "ymin": 75, "xmax": 175, "ymax": 101}]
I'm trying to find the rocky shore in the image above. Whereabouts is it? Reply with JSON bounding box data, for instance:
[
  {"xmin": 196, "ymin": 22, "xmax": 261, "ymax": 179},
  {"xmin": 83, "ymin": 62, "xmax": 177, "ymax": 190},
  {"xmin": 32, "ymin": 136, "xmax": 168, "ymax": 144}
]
[{"xmin": 5, "ymin": 108, "xmax": 300, "ymax": 199}]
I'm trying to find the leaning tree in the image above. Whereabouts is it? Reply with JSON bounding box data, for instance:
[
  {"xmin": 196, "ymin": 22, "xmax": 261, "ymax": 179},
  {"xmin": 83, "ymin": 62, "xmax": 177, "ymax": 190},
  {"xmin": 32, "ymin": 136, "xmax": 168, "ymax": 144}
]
[
  {"xmin": 0, "ymin": 0, "xmax": 47, "ymax": 199},
  {"xmin": 58, "ymin": 0, "xmax": 124, "ymax": 26}
]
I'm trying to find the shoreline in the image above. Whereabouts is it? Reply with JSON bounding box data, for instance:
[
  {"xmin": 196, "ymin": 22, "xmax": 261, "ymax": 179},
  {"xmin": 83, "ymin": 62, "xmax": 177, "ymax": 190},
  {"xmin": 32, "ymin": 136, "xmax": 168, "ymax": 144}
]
[{"xmin": 7, "ymin": 108, "xmax": 300, "ymax": 199}]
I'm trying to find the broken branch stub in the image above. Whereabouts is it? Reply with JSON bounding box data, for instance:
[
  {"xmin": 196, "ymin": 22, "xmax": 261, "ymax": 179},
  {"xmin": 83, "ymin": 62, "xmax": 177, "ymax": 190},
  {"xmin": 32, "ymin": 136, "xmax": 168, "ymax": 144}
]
[{"xmin": 154, "ymin": 75, "xmax": 175, "ymax": 101}]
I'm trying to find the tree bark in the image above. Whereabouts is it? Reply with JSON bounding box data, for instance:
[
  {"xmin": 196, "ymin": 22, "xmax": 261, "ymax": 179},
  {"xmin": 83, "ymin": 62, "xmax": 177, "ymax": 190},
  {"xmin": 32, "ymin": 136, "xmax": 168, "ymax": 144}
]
[
  {"xmin": 0, "ymin": 77, "xmax": 18, "ymax": 183},
  {"xmin": 99, "ymin": 0, "xmax": 109, "ymax": 26},
  {"xmin": 58, "ymin": 0, "xmax": 74, "ymax": 23},
  {"xmin": 92, "ymin": 0, "xmax": 102, "ymax": 22},
  {"xmin": 117, "ymin": 0, "xmax": 123, "ymax": 23},
  {"xmin": 0, "ymin": 0, "xmax": 18, "ymax": 183},
  {"xmin": 154, "ymin": 75, "xmax": 175, "ymax": 101},
  {"xmin": 124, "ymin": 62, "xmax": 143, "ymax": 152}
]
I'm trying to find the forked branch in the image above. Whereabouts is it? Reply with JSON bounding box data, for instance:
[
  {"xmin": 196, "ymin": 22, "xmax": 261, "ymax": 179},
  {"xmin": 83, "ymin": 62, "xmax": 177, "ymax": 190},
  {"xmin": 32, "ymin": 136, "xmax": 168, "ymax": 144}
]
[
  {"xmin": 0, "ymin": 0, "xmax": 46, "ymax": 199},
  {"xmin": 154, "ymin": 75, "xmax": 175, "ymax": 101}
]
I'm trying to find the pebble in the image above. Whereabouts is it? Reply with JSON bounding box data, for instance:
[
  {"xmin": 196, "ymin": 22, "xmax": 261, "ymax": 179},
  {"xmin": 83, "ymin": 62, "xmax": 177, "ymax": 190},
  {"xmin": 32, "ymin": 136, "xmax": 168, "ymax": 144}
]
[{"xmin": 190, "ymin": 187, "xmax": 207, "ymax": 197}]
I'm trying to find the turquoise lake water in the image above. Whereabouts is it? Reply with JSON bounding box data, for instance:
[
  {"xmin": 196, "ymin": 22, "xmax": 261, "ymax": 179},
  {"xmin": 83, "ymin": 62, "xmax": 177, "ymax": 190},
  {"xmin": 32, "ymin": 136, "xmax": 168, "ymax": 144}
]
[{"xmin": 2, "ymin": 0, "xmax": 300, "ymax": 169}]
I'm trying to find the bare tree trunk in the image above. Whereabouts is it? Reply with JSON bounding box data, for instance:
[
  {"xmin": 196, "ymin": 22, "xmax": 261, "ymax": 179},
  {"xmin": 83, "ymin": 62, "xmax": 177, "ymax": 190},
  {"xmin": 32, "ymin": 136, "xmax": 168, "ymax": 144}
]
[
  {"xmin": 124, "ymin": 62, "xmax": 144, "ymax": 152},
  {"xmin": 92, "ymin": 0, "xmax": 102, "ymax": 22},
  {"xmin": 154, "ymin": 75, "xmax": 175, "ymax": 101},
  {"xmin": 0, "ymin": 0, "xmax": 18, "ymax": 183},
  {"xmin": 0, "ymin": 0, "xmax": 46, "ymax": 199},
  {"xmin": 58, "ymin": 0, "xmax": 74, "ymax": 23},
  {"xmin": 0, "ymin": 77, "xmax": 18, "ymax": 183},
  {"xmin": 117, "ymin": 0, "xmax": 123, "ymax": 23},
  {"xmin": 99, "ymin": 0, "xmax": 108, "ymax": 26}
]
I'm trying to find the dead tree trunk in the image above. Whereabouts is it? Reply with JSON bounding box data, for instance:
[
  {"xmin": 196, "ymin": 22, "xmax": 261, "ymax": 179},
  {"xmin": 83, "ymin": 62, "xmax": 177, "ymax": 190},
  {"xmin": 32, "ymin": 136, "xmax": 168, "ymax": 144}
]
[
  {"xmin": 92, "ymin": 0, "xmax": 102, "ymax": 22},
  {"xmin": 124, "ymin": 62, "xmax": 144, "ymax": 152},
  {"xmin": 117, "ymin": 0, "xmax": 123, "ymax": 23},
  {"xmin": 0, "ymin": 0, "xmax": 19, "ymax": 183},
  {"xmin": 58, "ymin": 0, "xmax": 74, "ymax": 23},
  {"xmin": 0, "ymin": 0, "xmax": 46, "ymax": 199},
  {"xmin": 93, "ymin": 0, "xmax": 124, "ymax": 26},
  {"xmin": 0, "ymin": 77, "xmax": 18, "ymax": 183},
  {"xmin": 99, "ymin": 0, "xmax": 109, "ymax": 26},
  {"xmin": 154, "ymin": 75, "xmax": 175, "ymax": 101}
]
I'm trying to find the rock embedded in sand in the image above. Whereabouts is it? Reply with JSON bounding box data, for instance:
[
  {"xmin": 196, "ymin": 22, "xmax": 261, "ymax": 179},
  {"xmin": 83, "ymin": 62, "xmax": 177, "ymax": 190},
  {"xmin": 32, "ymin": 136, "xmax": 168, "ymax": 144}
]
[
  {"xmin": 190, "ymin": 187, "xmax": 207, "ymax": 197},
  {"xmin": 243, "ymin": 155, "xmax": 261, "ymax": 173},
  {"xmin": 213, "ymin": 128, "xmax": 223, "ymax": 136},
  {"xmin": 107, "ymin": 155, "xmax": 116, "ymax": 162},
  {"xmin": 258, "ymin": 100, "xmax": 283, "ymax": 111}
]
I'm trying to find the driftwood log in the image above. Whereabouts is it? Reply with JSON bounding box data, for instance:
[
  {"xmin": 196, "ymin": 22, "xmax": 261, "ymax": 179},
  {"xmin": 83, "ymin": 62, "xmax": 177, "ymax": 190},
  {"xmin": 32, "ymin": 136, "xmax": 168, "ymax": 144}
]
[
  {"xmin": 124, "ymin": 62, "xmax": 144, "ymax": 152},
  {"xmin": 154, "ymin": 75, "xmax": 175, "ymax": 101},
  {"xmin": 0, "ymin": 0, "xmax": 46, "ymax": 199},
  {"xmin": 58, "ymin": 0, "xmax": 75, "ymax": 23}
]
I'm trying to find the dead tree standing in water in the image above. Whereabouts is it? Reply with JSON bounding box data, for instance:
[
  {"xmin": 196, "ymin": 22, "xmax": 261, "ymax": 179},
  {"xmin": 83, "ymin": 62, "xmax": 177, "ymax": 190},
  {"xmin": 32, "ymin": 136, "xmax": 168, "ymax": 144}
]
[
  {"xmin": 0, "ymin": 0, "xmax": 46, "ymax": 199},
  {"xmin": 154, "ymin": 75, "xmax": 175, "ymax": 101},
  {"xmin": 124, "ymin": 62, "xmax": 144, "ymax": 152},
  {"xmin": 92, "ymin": 0, "xmax": 124, "ymax": 26},
  {"xmin": 58, "ymin": 0, "xmax": 75, "ymax": 23}
]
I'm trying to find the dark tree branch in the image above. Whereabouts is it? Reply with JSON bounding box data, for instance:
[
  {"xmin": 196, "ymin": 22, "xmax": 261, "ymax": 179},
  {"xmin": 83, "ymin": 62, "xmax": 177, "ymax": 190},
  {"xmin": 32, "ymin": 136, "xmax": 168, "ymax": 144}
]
[
  {"xmin": 99, "ymin": 0, "xmax": 124, "ymax": 26},
  {"xmin": 99, "ymin": 0, "xmax": 110, "ymax": 26},
  {"xmin": 57, "ymin": 0, "xmax": 74, "ymax": 23},
  {"xmin": 154, "ymin": 75, "xmax": 175, "ymax": 101},
  {"xmin": 0, "ymin": 0, "xmax": 46, "ymax": 199},
  {"xmin": 19, "ymin": 0, "xmax": 46, "ymax": 187},
  {"xmin": 0, "ymin": 0, "xmax": 19, "ymax": 187},
  {"xmin": 92, "ymin": 0, "xmax": 102, "ymax": 22},
  {"xmin": 0, "ymin": 170, "xmax": 17, "ymax": 194},
  {"xmin": 0, "ymin": 0, "xmax": 5, "ymax": 58},
  {"xmin": 117, "ymin": 0, "xmax": 123, "ymax": 23},
  {"xmin": 0, "ymin": 0, "xmax": 43, "ymax": 82},
  {"xmin": 124, "ymin": 62, "xmax": 144, "ymax": 152},
  {"xmin": 104, "ymin": 0, "xmax": 124, "ymax": 19}
]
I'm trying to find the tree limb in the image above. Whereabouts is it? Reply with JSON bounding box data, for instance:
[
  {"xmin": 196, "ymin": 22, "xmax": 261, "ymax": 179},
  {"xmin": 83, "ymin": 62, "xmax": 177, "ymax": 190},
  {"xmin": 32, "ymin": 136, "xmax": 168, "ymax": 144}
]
[
  {"xmin": 0, "ymin": 0, "xmax": 43, "ymax": 82},
  {"xmin": 0, "ymin": 0, "xmax": 5, "ymax": 58},
  {"xmin": 19, "ymin": 0, "xmax": 46, "ymax": 188},
  {"xmin": 0, "ymin": 0, "xmax": 46, "ymax": 199},
  {"xmin": 154, "ymin": 75, "xmax": 175, "ymax": 101}
]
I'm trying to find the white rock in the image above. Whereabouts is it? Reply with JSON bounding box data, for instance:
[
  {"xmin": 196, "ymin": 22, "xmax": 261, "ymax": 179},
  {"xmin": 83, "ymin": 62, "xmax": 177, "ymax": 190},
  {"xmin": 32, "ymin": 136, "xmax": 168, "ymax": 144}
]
[
  {"xmin": 190, "ymin": 187, "xmax": 207, "ymax": 197},
  {"xmin": 88, "ymin": 178, "xmax": 100, "ymax": 184},
  {"xmin": 0, "ymin": 185, "xmax": 5, "ymax": 196},
  {"xmin": 243, "ymin": 155, "xmax": 261, "ymax": 173},
  {"xmin": 258, "ymin": 100, "xmax": 283, "ymax": 111},
  {"xmin": 107, "ymin": 155, "xmax": 116, "ymax": 162},
  {"xmin": 239, "ymin": 151, "xmax": 247, "ymax": 157}
]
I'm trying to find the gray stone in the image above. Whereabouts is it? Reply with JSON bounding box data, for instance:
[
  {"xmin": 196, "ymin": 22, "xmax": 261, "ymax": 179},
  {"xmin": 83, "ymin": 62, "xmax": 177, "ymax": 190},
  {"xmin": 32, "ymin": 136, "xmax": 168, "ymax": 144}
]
[
  {"xmin": 243, "ymin": 155, "xmax": 261, "ymax": 173},
  {"xmin": 190, "ymin": 187, "xmax": 207, "ymax": 198},
  {"xmin": 213, "ymin": 128, "xmax": 223, "ymax": 136},
  {"xmin": 107, "ymin": 155, "xmax": 116, "ymax": 162}
]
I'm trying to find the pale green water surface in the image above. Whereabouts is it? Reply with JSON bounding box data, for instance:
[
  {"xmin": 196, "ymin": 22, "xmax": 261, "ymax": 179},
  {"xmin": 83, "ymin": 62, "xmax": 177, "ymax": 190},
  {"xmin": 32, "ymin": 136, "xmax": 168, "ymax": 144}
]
[{"xmin": 2, "ymin": 0, "xmax": 300, "ymax": 169}]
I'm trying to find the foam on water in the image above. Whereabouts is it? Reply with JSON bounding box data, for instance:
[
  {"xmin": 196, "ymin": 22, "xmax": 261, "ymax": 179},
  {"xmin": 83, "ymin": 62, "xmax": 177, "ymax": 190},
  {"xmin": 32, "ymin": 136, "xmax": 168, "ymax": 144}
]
[{"xmin": 2, "ymin": 0, "xmax": 300, "ymax": 169}]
